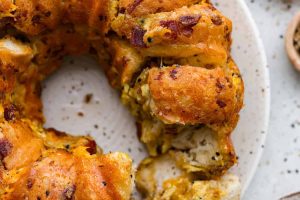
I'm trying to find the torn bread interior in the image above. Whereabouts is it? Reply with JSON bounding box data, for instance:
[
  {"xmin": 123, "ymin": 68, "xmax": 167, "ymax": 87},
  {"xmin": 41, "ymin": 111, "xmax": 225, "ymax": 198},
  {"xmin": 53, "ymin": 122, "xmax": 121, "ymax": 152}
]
[{"xmin": 136, "ymin": 154, "xmax": 241, "ymax": 200}]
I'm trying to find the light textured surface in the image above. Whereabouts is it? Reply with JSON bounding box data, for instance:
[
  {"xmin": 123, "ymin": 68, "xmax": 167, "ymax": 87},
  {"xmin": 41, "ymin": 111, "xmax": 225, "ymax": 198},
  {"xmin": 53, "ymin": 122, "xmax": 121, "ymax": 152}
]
[
  {"xmin": 244, "ymin": 0, "xmax": 300, "ymax": 199},
  {"xmin": 40, "ymin": 1, "xmax": 272, "ymax": 199}
]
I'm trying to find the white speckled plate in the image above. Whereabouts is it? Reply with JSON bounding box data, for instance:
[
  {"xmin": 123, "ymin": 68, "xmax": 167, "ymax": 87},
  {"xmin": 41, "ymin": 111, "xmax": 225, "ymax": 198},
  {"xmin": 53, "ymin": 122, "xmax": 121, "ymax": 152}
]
[{"xmin": 42, "ymin": 0, "xmax": 269, "ymax": 198}]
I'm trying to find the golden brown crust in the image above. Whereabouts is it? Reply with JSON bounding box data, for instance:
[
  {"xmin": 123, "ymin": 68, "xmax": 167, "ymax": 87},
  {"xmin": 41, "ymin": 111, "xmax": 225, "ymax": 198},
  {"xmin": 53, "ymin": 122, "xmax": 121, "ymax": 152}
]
[
  {"xmin": 1, "ymin": 0, "xmax": 117, "ymax": 38},
  {"xmin": 7, "ymin": 151, "xmax": 132, "ymax": 200},
  {"xmin": 104, "ymin": 37, "xmax": 144, "ymax": 88},
  {"xmin": 63, "ymin": 0, "xmax": 119, "ymax": 38},
  {"xmin": 111, "ymin": 3, "xmax": 232, "ymax": 66},
  {"xmin": 0, "ymin": 1, "xmax": 244, "ymax": 199},
  {"xmin": 8, "ymin": 150, "xmax": 77, "ymax": 200},
  {"xmin": 74, "ymin": 153, "xmax": 132, "ymax": 200},
  {"xmin": 122, "ymin": 58, "xmax": 243, "ymax": 126},
  {"xmin": 0, "ymin": 120, "xmax": 44, "ymax": 170},
  {"xmin": 148, "ymin": 66, "xmax": 238, "ymax": 125},
  {"xmin": 13, "ymin": 0, "xmax": 62, "ymax": 35},
  {"xmin": 118, "ymin": 0, "xmax": 202, "ymax": 17},
  {"xmin": 0, "ymin": 120, "xmax": 133, "ymax": 200},
  {"xmin": 32, "ymin": 26, "xmax": 90, "ymax": 77},
  {"xmin": 0, "ymin": 0, "xmax": 16, "ymax": 19},
  {"xmin": 43, "ymin": 128, "xmax": 101, "ymax": 154},
  {"xmin": 112, "ymin": 3, "xmax": 232, "ymax": 46}
]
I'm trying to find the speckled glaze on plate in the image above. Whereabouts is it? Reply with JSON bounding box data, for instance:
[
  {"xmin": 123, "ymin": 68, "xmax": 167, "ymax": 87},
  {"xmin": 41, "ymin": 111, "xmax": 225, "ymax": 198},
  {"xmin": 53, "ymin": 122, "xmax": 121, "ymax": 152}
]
[
  {"xmin": 41, "ymin": 0, "xmax": 270, "ymax": 198},
  {"xmin": 212, "ymin": 0, "xmax": 270, "ymax": 196}
]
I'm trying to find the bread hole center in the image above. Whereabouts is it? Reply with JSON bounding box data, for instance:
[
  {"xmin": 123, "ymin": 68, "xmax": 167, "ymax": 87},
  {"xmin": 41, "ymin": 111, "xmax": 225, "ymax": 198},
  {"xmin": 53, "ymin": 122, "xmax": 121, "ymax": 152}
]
[{"xmin": 41, "ymin": 55, "xmax": 147, "ymax": 162}]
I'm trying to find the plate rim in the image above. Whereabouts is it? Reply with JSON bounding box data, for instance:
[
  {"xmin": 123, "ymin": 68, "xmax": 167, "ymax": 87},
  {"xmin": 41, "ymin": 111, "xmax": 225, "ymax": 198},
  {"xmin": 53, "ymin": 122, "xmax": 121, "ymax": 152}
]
[{"xmin": 236, "ymin": 0, "xmax": 271, "ymax": 196}]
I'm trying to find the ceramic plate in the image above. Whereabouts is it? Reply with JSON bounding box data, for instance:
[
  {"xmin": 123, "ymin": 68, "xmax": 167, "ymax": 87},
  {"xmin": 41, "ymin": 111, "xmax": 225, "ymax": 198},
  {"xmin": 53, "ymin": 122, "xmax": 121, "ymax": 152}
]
[
  {"xmin": 213, "ymin": 0, "xmax": 270, "ymax": 195},
  {"xmin": 42, "ymin": 0, "xmax": 270, "ymax": 198}
]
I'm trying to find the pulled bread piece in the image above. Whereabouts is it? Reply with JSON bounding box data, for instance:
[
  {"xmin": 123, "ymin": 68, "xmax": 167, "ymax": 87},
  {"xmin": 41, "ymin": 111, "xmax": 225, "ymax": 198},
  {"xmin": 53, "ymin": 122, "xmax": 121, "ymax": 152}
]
[
  {"xmin": 0, "ymin": 120, "xmax": 133, "ymax": 200},
  {"xmin": 169, "ymin": 126, "xmax": 236, "ymax": 178},
  {"xmin": 136, "ymin": 154, "xmax": 240, "ymax": 200},
  {"xmin": 134, "ymin": 122, "xmax": 236, "ymax": 178},
  {"xmin": 122, "ymin": 63, "xmax": 243, "ymax": 125},
  {"xmin": 121, "ymin": 60, "xmax": 242, "ymax": 177},
  {"xmin": 147, "ymin": 66, "xmax": 237, "ymax": 124}
]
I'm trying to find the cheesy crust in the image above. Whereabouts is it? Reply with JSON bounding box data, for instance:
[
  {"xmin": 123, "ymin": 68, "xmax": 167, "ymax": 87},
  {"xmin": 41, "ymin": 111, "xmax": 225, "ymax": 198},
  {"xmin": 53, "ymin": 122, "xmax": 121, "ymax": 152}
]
[{"xmin": 0, "ymin": 0, "xmax": 244, "ymax": 199}]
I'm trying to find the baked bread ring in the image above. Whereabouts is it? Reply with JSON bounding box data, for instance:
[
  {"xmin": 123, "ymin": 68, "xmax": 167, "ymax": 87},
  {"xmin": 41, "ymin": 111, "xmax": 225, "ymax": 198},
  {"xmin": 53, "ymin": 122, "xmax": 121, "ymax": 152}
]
[
  {"xmin": 0, "ymin": 0, "xmax": 244, "ymax": 199},
  {"xmin": 0, "ymin": 36, "xmax": 132, "ymax": 200}
]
